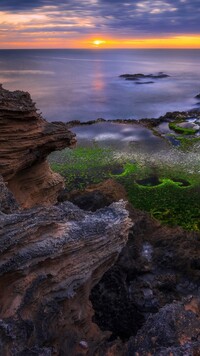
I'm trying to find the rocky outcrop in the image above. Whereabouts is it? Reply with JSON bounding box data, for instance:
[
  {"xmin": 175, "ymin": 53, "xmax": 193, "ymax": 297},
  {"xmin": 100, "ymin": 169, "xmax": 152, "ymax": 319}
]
[
  {"xmin": 127, "ymin": 298, "xmax": 200, "ymax": 355},
  {"xmin": 0, "ymin": 85, "xmax": 76, "ymax": 208},
  {"xmin": 0, "ymin": 176, "xmax": 132, "ymax": 355},
  {"xmin": 0, "ymin": 87, "xmax": 133, "ymax": 355},
  {"xmin": 1, "ymin": 85, "xmax": 199, "ymax": 355},
  {"xmin": 60, "ymin": 179, "xmax": 128, "ymax": 211},
  {"xmin": 67, "ymin": 180, "xmax": 200, "ymax": 354},
  {"xmin": 119, "ymin": 72, "xmax": 169, "ymax": 81}
]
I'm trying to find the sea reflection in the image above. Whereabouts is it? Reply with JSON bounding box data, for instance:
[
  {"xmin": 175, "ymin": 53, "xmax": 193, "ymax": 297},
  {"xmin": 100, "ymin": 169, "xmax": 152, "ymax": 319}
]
[
  {"xmin": 0, "ymin": 49, "xmax": 200, "ymax": 122},
  {"xmin": 92, "ymin": 61, "xmax": 105, "ymax": 91},
  {"xmin": 71, "ymin": 122, "xmax": 168, "ymax": 152}
]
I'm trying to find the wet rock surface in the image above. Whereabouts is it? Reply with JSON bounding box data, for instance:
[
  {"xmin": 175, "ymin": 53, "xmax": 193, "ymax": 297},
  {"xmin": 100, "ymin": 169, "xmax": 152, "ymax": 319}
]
[
  {"xmin": 136, "ymin": 176, "xmax": 161, "ymax": 187},
  {"xmin": 67, "ymin": 109, "xmax": 200, "ymax": 139}
]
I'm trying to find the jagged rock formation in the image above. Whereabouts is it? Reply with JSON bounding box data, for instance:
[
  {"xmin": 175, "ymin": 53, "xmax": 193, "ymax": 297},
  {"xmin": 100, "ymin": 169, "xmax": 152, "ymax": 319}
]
[
  {"xmin": 1, "ymin": 85, "xmax": 199, "ymax": 355},
  {"xmin": 0, "ymin": 86, "xmax": 133, "ymax": 355},
  {"xmin": 0, "ymin": 85, "xmax": 76, "ymax": 208},
  {"xmin": 0, "ymin": 176, "xmax": 132, "ymax": 355},
  {"xmin": 127, "ymin": 298, "xmax": 200, "ymax": 355},
  {"xmin": 68, "ymin": 180, "xmax": 200, "ymax": 354}
]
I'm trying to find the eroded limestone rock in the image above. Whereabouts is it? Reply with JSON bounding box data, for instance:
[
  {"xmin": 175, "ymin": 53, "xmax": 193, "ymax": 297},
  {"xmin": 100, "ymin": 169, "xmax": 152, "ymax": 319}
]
[
  {"xmin": 0, "ymin": 193, "xmax": 132, "ymax": 355},
  {"xmin": 0, "ymin": 85, "xmax": 76, "ymax": 208}
]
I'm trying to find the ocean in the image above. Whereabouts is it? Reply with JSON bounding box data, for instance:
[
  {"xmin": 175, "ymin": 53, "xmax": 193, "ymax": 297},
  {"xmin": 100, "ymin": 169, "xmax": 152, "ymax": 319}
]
[{"xmin": 0, "ymin": 49, "xmax": 200, "ymax": 122}]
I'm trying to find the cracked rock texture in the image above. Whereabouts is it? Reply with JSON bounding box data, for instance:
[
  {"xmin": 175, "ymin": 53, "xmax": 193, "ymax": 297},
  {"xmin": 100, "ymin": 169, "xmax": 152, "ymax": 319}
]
[
  {"xmin": 0, "ymin": 178, "xmax": 131, "ymax": 355},
  {"xmin": 0, "ymin": 85, "xmax": 76, "ymax": 208},
  {"xmin": 0, "ymin": 86, "xmax": 132, "ymax": 355},
  {"xmin": 69, "ymin": 180, "xmax": 200, "ymax": 355}
]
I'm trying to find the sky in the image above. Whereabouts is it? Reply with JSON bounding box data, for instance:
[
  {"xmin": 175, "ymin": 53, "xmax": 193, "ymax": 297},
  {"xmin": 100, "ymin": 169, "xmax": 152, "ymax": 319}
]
[{"xmin": 0, "ymin": 0, "xmax": 199, "ymax": 48}]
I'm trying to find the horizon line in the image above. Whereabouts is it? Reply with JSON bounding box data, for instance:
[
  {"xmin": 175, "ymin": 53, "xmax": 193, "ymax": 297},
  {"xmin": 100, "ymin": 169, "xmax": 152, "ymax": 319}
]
[{"xmin": 1, "ymin": 47, "xmax": 200, "ymax": 50}]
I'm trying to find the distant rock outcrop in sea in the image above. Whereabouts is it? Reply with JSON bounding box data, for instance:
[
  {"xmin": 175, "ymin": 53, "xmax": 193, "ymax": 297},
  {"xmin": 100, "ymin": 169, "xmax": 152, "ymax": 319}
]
[{"xmin": 119, "ymin": 72, "xmax": 169, "ymax": 82}]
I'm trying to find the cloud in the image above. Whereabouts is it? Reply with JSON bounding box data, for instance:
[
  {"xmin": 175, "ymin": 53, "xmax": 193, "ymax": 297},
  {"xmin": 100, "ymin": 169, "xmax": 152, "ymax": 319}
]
[
  {"xmin": 0, "ymin": 0, "xmax": 46, "ymax": 11},
  {"xmin": 0, "ymin": 0, "xmax": 199, "ymax": 47}
]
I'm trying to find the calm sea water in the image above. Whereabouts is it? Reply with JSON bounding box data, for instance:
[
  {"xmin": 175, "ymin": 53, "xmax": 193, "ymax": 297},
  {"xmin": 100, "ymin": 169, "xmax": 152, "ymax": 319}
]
[{"xmin": 0, "ymin": 49, "xmax": 200, "ymax": 122}]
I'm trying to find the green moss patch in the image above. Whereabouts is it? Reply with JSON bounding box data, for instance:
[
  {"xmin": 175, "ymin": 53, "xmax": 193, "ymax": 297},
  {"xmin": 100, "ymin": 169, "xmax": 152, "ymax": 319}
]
[
  {"xmin": 119, "ymin": 174, "xmax": 199, "ymax": 231},
  {"xmin": 169, "ymin": 121, "xmax": 199, "ymax": 135},
  {"xmin": 49, "ymin": 141, "xmax": 200, "ymax": 232},
  {"xmin": 50, "ymin": 146, "xmax": 115, "ymax": 191}
]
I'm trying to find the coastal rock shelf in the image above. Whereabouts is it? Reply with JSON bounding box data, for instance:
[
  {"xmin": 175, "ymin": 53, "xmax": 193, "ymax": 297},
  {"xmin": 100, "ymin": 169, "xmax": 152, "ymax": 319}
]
[
  {"xmin": 0, "ymin": 85, "xmax": 76, "ymax": 208},
  {"xmin": 1, "ymin": 85, "xmax": 200, "ymax": 355}
]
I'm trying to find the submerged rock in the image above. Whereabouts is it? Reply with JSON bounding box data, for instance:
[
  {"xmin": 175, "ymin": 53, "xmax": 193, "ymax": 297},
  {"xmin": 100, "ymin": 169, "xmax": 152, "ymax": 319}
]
[{"xmin": 136, "ymin": 176, "xmax": 161, "ymax": 187}]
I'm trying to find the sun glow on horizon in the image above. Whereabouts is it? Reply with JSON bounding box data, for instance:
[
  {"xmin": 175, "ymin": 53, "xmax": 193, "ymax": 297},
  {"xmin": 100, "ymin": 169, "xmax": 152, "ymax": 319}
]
[
  {"xmin": 92, "ymin": 39, "xmax": 106, "ymax": 47},
  {"xmin": 86, "ymin": 35, "xmax": 200, "ymax": 49},
  {"xmin": 0, "ymin": 1, "xmax": 200, "ymax": 50}
]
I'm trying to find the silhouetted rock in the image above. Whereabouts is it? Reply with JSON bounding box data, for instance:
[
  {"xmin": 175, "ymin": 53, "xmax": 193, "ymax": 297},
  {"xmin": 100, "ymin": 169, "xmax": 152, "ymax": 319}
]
[
  {"xmin": 135, "ymin": 81, "xmax": 154, "ymax": 84},
  {"xmin": 119, "ymin": 72, "xmax": 169, "ymax": 81}
]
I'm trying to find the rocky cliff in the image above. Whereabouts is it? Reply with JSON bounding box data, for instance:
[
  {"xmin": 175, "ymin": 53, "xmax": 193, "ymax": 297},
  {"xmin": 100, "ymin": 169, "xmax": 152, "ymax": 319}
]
[
  {"xmin": 1, "ymin": 86, "xmax": 200, "ymax": 355},
  {"xmin": 0, "ymin": 85, "xmax": 76, "ymax": 208},
  {"xmin": 0, "ymin": 86, "xmax": 132, "ymax": 355}
]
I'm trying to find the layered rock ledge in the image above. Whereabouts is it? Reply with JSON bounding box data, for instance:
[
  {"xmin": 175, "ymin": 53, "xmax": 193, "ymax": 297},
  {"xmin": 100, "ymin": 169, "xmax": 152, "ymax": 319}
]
[
  {"xmin": 0, "ymin": 86, "xmax": 132, "ymax": 355},
  {"xmin": 1, "ymin": 86, "xmax": 200, "ymax": 355},
  {"xmin": 0, "ymin": 85, "xmax": 76, "ymax": 208},
  {"xmin": 0, "ymin": 181, "xmax": 131, "ymax": 355}
]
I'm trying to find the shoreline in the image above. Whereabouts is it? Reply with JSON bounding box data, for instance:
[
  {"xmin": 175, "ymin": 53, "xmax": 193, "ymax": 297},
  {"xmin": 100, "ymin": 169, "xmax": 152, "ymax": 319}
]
[{"xmin": 0, "ymin": 85, "xmax": 200, "ymax": 355}]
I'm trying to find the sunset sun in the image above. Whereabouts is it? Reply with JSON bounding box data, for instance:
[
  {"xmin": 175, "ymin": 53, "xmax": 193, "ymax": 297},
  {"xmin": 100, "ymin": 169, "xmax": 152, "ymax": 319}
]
[{"xmin": 93, "ymin": 39, "xmax": 106, "ymax": 47}]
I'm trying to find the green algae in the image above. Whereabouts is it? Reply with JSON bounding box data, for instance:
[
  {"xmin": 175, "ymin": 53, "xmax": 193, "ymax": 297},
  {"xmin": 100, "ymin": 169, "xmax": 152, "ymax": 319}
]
[
  {"xmin": 50, "ymin": 146, "xmax": 114, "ymax": 191},
  {"xmin": 174, "ymin": 136, "xmax": 200, "ymax": 150},
  {"xmin": 169, "ymin": 121, "xmax": 198, "ymax": 135},
  {"xmin": 49, "ymin": 141, "xmax": 200, "ymax": 232},
  {"xmin": 120, "ymin": 174, "xmax": 199, "ymax": 231},
  {"xmin": 110, "ymin": 162, "xmax": 137, "ymax": 177}
]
